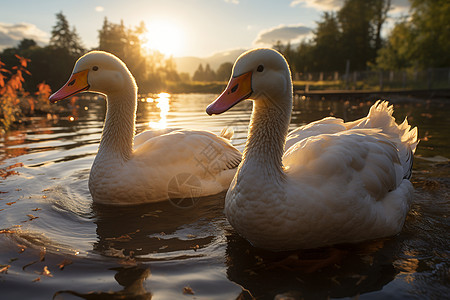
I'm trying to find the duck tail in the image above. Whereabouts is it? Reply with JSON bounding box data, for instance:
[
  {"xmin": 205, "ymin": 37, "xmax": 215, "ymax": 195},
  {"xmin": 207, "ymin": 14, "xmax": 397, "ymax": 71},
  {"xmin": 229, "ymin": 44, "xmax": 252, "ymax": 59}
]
[
  {"xmin": 365, "ymin": 100, "xmax": 419, "ymax": 179},
  {"xmin": 366, "ymin": 100, "xmax": 418, "ymax": 152}
]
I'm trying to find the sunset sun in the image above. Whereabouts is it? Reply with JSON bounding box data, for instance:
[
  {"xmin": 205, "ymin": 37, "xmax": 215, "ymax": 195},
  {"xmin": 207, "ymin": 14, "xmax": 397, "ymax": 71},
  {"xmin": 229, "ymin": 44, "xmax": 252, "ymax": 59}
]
[{"xmin": 143, "ymin": 20, "xmax": 184, "ymax": 56}]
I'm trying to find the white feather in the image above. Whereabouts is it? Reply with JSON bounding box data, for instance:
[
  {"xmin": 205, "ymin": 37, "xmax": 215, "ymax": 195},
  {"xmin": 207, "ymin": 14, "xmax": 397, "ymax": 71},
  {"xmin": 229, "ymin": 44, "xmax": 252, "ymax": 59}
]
[{"xmin": 220, "ymin": 49, "xmax": 418, "ymax": 250}]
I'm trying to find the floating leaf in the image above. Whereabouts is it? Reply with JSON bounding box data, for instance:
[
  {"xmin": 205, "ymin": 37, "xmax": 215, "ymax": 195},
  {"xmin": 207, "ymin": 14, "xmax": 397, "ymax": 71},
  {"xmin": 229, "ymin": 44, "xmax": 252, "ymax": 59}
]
[
  {"xmin": 17, "ymin": 244, "xmax": 26, "ymax": 253},
  {"xmin": 40, "ymin": 266, "xmax": 52, "ymax": 277},
  {"xmin": 0, "ymin": 265, "xmax": 10, "ymax": 273},
  {"xmin": 39, "ymin": 248, "xmax": 46, "ymax": 261},
  {"xmin": 26, "ymin": 214, "xmax": 39, "ymax": 221},
  {"xmin": 57, "ymin": 259, "xmax": 73, "ymax": 270},
  {"xmin": 183, "ymin": 286, "xmax": 195, "ymax": 295},
  {"xmin": 105, "ymin": 234, "xmax": 132, "ymax": 242}
]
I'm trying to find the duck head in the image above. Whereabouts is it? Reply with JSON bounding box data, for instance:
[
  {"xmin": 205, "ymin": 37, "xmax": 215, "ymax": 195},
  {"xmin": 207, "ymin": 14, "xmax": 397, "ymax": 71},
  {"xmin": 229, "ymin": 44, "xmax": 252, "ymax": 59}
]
[
  {"xmin": 49, "ymin": 51, "xmax": 135, "ymax": 103},
  {"xmin": 206, "ymin": 48, "xmax": 292, "ymax": 115}
]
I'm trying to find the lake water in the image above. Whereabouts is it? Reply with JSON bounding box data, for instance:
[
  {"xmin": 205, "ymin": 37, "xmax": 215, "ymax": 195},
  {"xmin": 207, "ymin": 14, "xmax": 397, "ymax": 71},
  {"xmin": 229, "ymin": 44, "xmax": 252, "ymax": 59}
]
[{"xmin": 0, "ymin": 93, "xmax": 449, "ymax": 299}]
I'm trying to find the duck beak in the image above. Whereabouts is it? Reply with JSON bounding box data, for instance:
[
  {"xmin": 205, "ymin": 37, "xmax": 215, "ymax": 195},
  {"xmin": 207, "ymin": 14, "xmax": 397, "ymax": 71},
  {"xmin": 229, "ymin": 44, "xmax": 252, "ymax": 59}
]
[
  {"xmin": 49, "ymin": 69, "xmax": 90, "ymax": 103},
  {"xmin": 206, "ymin": 71, "xmax": 252, "ymax": 115}
]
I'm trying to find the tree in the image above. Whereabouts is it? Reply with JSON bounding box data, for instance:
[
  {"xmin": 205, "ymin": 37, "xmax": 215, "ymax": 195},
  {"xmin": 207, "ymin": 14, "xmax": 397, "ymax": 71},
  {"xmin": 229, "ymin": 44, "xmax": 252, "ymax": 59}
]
[
  {"xmin": 312, "ymin": 12, "xmax": 343, "ymax": 72},
  {"xmin": 193, "ymin": 64, "xmax": 205, "ymax": 81},
  {"xmin": 376, "ymin": 0, "xmax": 450, "ymax": 69},
  {"xmin": 17, "ymin": 39, "xmax": 37, "ymax": 51},
  {"xmin": 98, "ymin": 18, "xmax": 148, "ymax": 87},
  {"xmin": 49, "ymin": 12, "xmax": 85, "ymax": 56},
  {"xmin": 204, "ymin": 64, "xmax": 216, "ymax": 81},
  {"xmin": 338, "ymin": 0, "xmax": 390, "ymax": 70},
  {"xmin": 372, "ymin": 0, "xmax": 391, "ymax": 52},
  {"xmin": 216, "ymin": 62, "xmax": 233, "ymax": 81},
  {"xmin": 408, "ymin": 0, "xmax": 450, "ymax": 68},
  {"xmin": 376, "ymin": 20, "xmax": 413, "ymax": 70}
]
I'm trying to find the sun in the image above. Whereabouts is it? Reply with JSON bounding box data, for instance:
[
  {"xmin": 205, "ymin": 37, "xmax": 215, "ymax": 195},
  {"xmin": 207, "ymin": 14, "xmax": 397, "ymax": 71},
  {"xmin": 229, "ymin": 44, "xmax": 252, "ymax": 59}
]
[{"xmin": 143, "ymin": 20, "xmax": 184, "ymax": 57}]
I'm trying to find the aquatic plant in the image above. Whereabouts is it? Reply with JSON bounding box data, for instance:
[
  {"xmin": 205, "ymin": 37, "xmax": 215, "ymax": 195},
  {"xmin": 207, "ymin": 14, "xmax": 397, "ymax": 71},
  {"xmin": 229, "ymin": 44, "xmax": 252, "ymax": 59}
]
[{"xmin": 0, "ymin": 55, "xmax": 53, "ymax": 131}]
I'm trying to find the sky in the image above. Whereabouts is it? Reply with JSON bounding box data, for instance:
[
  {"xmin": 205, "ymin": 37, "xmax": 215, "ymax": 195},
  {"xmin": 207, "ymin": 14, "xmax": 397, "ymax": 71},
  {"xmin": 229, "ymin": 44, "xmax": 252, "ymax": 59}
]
[{"xmin": 0, "ymin": 0, "xmax": 411, "ymax": 58}]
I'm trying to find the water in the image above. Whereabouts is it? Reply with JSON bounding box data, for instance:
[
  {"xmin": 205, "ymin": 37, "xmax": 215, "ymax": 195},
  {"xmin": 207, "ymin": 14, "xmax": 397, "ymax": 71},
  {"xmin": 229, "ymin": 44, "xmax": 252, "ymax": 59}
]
[{"xmin": 0, "ymin": 93, "xmax": 449, "ymax": 299}]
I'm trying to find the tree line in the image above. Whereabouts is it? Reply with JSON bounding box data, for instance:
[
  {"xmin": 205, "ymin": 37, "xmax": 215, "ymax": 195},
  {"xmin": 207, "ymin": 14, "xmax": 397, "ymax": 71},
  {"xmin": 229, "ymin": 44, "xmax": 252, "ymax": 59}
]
[
  {"xmin": 0, "ymin": 0, "xmax": 448, "ymax": 96},
  {"xmin": 0, "ymin": 12, "xmax": 192, "ymax": 94},
  {"xmin": 275, "ymin": 0, "xmax": 449, "ymax": 76}
]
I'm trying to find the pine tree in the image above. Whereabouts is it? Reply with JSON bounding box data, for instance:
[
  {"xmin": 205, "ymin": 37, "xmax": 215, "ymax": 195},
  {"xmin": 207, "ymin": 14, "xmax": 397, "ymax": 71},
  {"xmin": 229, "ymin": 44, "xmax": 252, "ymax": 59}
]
[
  {"xmin": 193, "ymin": 64, "xmax": 205, "ymax": 81},
  {"xmin": 49, "ymin": 12, "xmax": 85, "ymax": 56}
]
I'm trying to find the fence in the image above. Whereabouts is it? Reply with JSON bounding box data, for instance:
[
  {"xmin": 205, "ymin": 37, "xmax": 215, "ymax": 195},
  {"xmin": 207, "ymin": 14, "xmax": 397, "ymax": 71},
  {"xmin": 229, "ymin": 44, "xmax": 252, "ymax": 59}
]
[{"xmin": 293, "ymin": 68, "xmax": 450, "ymax": 91}]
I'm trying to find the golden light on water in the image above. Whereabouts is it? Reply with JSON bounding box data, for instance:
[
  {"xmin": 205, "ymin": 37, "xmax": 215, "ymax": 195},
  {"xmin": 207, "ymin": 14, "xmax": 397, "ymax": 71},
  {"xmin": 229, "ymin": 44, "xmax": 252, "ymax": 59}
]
[
  {"xmin": 142, "ymin": 20, "xmax": 184, "ymax": 56},
  {"xmin": 148, "ymin": 92, "xmax": 170, "ymax": 129}
]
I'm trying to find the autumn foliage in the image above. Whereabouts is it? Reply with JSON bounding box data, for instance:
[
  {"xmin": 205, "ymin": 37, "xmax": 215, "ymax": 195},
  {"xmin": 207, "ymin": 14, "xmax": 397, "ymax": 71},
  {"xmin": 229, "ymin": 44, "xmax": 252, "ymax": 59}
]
[{"xmin": 0, "ymin": 55, "xmax": 53, "ymax": 130}]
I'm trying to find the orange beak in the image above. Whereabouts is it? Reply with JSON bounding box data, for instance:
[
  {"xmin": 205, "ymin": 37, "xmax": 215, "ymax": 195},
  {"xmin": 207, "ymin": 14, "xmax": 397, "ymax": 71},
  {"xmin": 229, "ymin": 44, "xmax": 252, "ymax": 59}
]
[
  {"xmin": 206, "ymin": 71, "xmax": 252, "ymax": 115},
  {"xmin": 49, "ymin": 69, "xmax": 90, "ymax": 103}
]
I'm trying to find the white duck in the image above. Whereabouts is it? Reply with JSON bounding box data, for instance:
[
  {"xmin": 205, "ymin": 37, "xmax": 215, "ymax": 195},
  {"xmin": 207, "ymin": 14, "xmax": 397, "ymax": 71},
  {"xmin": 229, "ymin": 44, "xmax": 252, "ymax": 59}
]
[
  {"xmin": 49, "ymin": 51, "xmax": 241, "ymax": 205},
  {"xmin": 206, "ymin": 48, "xmax": 418, "ymax": 251}
]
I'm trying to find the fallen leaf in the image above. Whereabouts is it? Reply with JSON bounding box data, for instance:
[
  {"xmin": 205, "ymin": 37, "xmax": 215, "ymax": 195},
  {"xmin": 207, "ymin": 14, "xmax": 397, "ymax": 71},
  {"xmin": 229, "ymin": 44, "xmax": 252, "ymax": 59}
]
[
  {"xmin": 159, "ymin": 245, "xmax": 168, "ymax": 250},
  {"xmin": 6, "ymin": 202, "xmax": 16, "ymax": 206},
  {"xmin": 57, "ymin": 259, "xmax": 73, "ymax": 270},
  {"xmin": 26, "ymin": 214, "xmax": 38, "ymax": 221},
  {"xmin": 183, "ymin": 286, "xmax": 195, "ymax": 295},
  {"xmin": 0, "ymin": 265, "xmax": 10, "ymax": 273},
  {"xmin": 39, "ymin": 248, "xmax": 46, "ymax": 261},
  {"xmin": 32, "ymin": 277, "xmax": 41, "ymax": 282},
  {"xmin": 0, "ymin": 229, "xmax": 15, "ymax": 234},
  {"xmin": 32, "ymin": 208, "xmax": 41, "ymax": 212},
  {"xmin": 17, "ymin": 244, "xmax": 26, "ymax": 253},
  {"xmin": 105, "ymin": 234, "xmax": 132, "ymax": 242},
  {"xmin": 40, "ymin": 266, "xmax": 52, "ymax": 277}
]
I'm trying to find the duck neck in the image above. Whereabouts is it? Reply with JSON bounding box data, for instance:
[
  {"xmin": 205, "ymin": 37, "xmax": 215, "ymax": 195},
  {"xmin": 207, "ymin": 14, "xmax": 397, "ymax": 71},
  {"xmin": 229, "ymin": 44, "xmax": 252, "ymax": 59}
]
[
  {"xmin": 98, "ymin": 87, "xmax": 137, "ymax": 161},
  {"xmin": 241, "ymin": 92, "xmax": 292, "ymax": 181}
]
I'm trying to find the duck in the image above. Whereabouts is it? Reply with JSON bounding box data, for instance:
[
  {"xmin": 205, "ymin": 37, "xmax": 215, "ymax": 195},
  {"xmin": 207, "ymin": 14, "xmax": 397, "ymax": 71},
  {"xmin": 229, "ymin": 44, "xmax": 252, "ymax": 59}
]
[
  {"xmin": 206, "ymin": 48, "xmax": 418, "ymax": 251},
  {"xmin": 49, "ymin": 51, "xmax": 241, "ymax": 205}
]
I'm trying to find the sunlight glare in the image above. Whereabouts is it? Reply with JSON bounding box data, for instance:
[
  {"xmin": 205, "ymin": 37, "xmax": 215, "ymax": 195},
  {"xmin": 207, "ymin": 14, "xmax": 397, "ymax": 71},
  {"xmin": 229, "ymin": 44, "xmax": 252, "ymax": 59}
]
[
  {"xmin": 149, "ymin": 92, "xmax": 170, "ymax": 129},
  {"xmin": 143, "ymin": 20, "xmax": 184, "ymax": 56}
]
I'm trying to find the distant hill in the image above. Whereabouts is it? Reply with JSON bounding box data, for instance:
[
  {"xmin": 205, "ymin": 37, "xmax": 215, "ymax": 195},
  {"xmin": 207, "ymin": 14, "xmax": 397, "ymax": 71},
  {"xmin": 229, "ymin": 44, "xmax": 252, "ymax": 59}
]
[{"xmin": 174, "ymin": 49, "xmax": 246, "ymax": 76}]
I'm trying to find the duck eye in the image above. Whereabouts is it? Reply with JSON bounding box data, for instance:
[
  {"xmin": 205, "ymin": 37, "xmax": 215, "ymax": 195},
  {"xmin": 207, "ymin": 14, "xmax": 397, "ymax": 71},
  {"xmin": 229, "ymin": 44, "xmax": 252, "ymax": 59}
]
[
  {"xmin": 257, "ymin": 65, "xmax": 264, "ymax": 72},
  {"xmin": 92, "ymin": 66, "xmax": 99, "ymax": 71}
]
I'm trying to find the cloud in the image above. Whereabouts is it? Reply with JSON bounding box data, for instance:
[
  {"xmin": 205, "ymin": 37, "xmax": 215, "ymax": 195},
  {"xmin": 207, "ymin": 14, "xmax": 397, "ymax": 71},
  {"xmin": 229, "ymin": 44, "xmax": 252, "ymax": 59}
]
[
  {"xmin": 254, "ymin": 24, "xmax": 312, "ymax": 45},
  {"xmin": 291, "ymin": 0, "xmax": 410, "ymax": 12},
  {"xmin": 95, "ymin": 6, "xmax": 105, "ymax": 12},
  {"xmin": 224, "ymin": 0, "xmax": 239, "ymax": 4},
  {"xmin": 290, "ymin": 0, "xmax": 343, "ymax": 10},
  {"xmin": 0, "ymin": 22, "xmax": 49, "ymax": 50},
  {"xmin": 390, "ymin": 0, "xmax": 410, "ymax": 14}
]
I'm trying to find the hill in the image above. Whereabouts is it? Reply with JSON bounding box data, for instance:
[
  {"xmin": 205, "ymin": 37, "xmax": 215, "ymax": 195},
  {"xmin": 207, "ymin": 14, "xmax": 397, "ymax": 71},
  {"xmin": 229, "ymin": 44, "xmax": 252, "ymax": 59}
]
[{"xmin": 174, "ymin": 48, "xmax": 246, "ymax": 75}]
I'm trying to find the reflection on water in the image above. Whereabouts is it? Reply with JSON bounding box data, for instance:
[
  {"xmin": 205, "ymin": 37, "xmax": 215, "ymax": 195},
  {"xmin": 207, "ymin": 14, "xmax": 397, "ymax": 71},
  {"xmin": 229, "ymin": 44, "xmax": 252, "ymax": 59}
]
[
  {"xmin": 145, "ymin": 92, "xmax": 170, "ymax": 129},
  {"xmin": 0, "ymin": 94, "xmax": 448, "ymax": 299}
]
